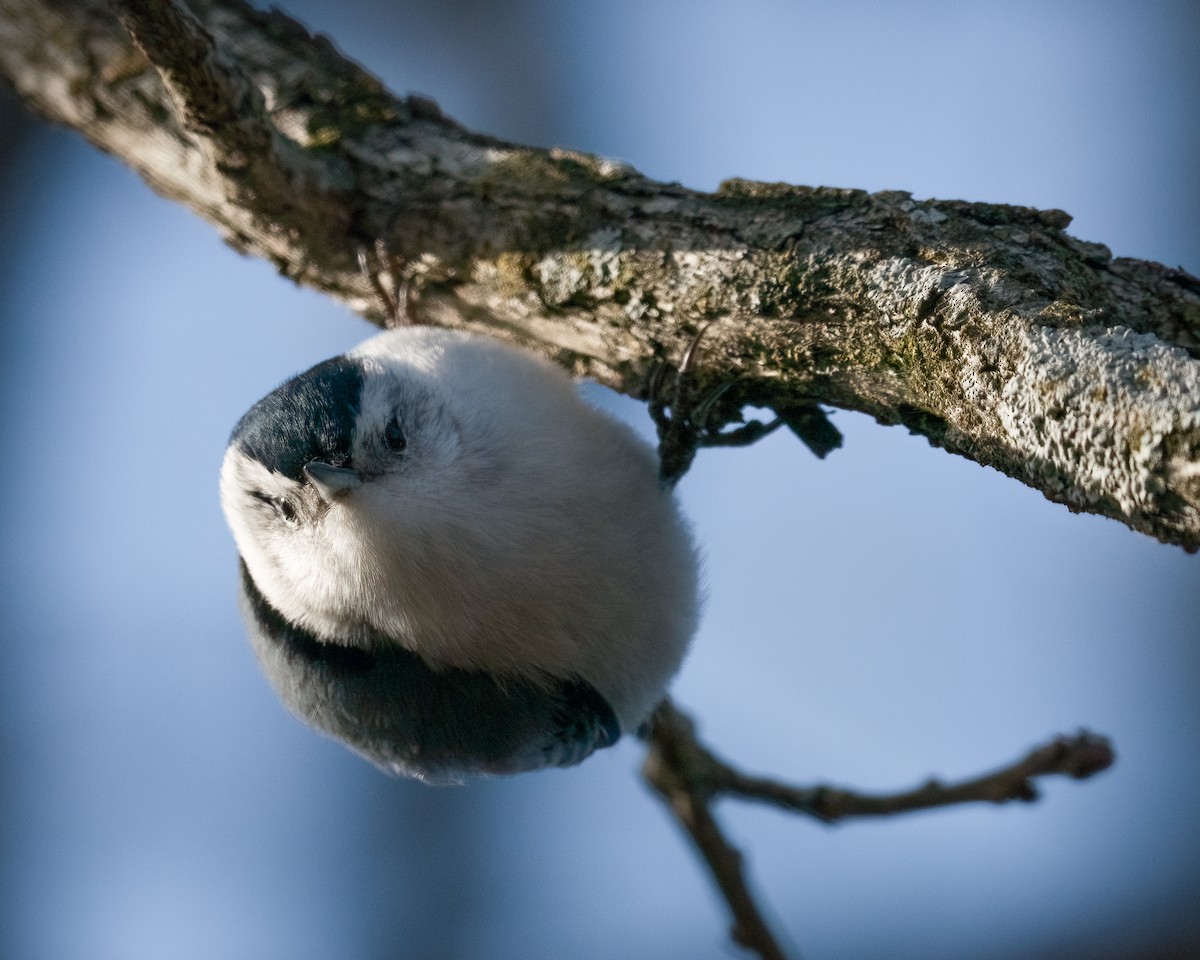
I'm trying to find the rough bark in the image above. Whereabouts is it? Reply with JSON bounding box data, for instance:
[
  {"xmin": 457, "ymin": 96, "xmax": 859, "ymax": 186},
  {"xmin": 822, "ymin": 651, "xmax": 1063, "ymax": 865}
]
[{"xmin": 3, "ymin": 0, "xmax": 1198, "ymax": 549}]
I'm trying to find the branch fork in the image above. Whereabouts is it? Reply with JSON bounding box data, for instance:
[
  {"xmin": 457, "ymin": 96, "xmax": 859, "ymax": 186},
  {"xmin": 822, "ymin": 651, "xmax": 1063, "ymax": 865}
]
[{"xmin": 641, "ymin": 700, "xmax": 1114, "ymax": 959}]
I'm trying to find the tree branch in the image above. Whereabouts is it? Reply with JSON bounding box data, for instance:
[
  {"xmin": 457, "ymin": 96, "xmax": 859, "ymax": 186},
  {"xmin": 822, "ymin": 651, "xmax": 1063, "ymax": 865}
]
[
  {"xmin": 641, "ymin": 700, "xmax": 1114, "ymax": 959},
  {"xmin": 108, "ymin": 0, "xmax": 259, "ymax": 135},
  {"xmin": 641, "ymin": 703, "xmax": 793, "ymax": 960},
  {"xmin": 104, "ymin": 0, "xmax": 318, "ymax": 219},
  {"xmin": 2, "ymin": 0, "xmax": 1198, "ymax": 550}
]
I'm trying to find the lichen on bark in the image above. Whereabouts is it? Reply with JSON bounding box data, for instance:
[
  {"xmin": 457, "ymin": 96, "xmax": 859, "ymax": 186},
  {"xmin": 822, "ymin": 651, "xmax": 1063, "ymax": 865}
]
[{"xmin": 2, "ymin": 0, "xmax": 1197, "ymax": 549}]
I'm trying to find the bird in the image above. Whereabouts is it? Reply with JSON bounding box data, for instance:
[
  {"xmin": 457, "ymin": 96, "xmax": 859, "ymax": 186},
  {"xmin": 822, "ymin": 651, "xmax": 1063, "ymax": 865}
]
[{"xmin": 220, "ymin": 326, "xmax": 700, "ymax": 782}]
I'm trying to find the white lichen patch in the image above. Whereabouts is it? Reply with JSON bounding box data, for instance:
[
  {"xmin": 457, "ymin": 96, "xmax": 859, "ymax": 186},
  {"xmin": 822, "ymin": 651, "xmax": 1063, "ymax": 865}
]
[
  {"xmin": 864, "ymin": 257, "xmax": 975, "ymax": 326},
  {"xmin": 907, "ymin": 203, "xmax": 948, "ymax": 226},
  {"xmin": 532, "ymin": 230, "xmax": 629, "ymax": 306},
  {"xmin": 534, "ymin": 255, "xmax": 588, "ymax": 306},
  {"xmin": 993, "ymin": 324, "xmax": 1200, "ymax": 516},
  {"xmin": 865, "ymin": 256, "xmax": 936, "ymax": 309},
  {"xmin": 582, "ymin": 228, "xmax": 625, "ymax": 288}
]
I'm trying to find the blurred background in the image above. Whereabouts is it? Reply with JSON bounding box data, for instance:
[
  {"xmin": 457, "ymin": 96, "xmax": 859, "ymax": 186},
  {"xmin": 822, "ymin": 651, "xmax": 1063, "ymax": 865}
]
[{"xmin": 2, "ymin": 0, "xmax": 1198, "ymax": 957}]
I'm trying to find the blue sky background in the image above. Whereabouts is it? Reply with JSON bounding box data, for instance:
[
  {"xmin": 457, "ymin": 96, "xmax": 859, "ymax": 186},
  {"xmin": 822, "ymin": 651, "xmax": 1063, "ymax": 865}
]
[{"xmin": 1, "ymin": 1, "xmax": 1198, "ymax": 958}]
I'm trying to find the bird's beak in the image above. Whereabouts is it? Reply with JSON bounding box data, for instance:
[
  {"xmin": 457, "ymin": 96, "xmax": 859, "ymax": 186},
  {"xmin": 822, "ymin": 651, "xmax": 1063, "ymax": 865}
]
[{"xmin": 304, "ymin": 462, "xmax": 362, "ymax": 504}]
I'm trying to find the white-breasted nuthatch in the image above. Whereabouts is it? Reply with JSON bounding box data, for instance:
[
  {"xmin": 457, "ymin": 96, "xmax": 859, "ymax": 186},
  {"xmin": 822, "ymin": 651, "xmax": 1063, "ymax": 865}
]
[{"xmin": 220, "ymin": 327, "xmax": 699, "ymax": 782}]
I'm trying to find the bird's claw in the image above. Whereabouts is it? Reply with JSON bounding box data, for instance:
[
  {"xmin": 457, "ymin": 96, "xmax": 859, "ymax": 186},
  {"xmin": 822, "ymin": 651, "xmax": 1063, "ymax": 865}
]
[
  {"xmin": 649, "ymin": 325, "xmax": 782, "ymax": 488},
  {"xmin": 357, "ymin": 239, "xmax": 418, "ymax": 326}
]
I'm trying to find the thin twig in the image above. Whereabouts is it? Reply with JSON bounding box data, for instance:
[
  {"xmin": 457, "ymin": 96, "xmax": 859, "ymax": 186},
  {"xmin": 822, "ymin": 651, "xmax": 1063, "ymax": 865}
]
[
  {"xmin": 641, "ymin": 701, "xmax": 793, "ymax": 960},
  {"xmin": 641, "ymin": 698, "xmax": 1115, "ymax": 959},
  {"xmin": 718, "ymin": 731, "xmax": 1114, "ymax": 823}
]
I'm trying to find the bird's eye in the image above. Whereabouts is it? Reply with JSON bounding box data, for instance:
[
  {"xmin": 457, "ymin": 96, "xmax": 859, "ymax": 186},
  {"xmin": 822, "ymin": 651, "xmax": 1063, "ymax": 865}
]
[
  {"xmin": 250, "ymin": 490, "xmax": 299, "ymax": 524},
  {"xmin": 384, "ymin": 416, "xmax": 407, "ymax": 453}
]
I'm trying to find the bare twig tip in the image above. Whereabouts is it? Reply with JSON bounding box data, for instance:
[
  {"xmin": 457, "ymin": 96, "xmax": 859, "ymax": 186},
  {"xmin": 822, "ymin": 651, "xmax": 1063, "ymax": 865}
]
[{"xmin": 1058, "ymin": 731, "xmax": 1116, "ymax": 780}]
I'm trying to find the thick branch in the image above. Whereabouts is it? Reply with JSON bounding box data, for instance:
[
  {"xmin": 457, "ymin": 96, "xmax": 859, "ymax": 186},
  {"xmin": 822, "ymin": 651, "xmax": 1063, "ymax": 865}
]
[
  {"xmin": 3, "ymin": 0, "xmax": 1199, "ymax": 548},
  {"xmin": 108, "ymin": 0, "xmax": 261, "ymax": 136}
]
